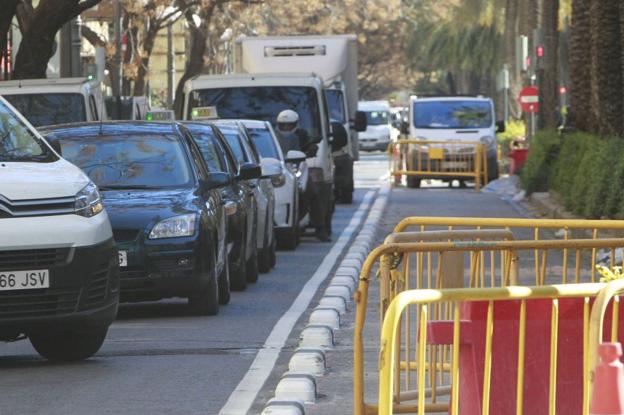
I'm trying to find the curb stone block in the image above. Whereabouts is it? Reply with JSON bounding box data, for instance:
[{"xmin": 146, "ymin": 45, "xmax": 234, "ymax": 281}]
[
  {"xmin": 262, "ymin": 399, "xmax": 305, "ymax": 415},
  {"xmin": 325, "ymin": 284, "xmax": 352, "ymax": 300},
  {"xmin": 330, "ymin": 276, "xmax": 356, "ymax": 292},
  {"xmin": 309, "ymin": 307, "xmax": 341, "ymax": 329},
  {"xmin": 299, "ymin": 325, "xmax": 335, "ymax": 349},
  {"xmin": 289, "ymin": 348, "xmax": 326, "ymax": 376},
  {"xmin": 319, "ymin": 295, "xmax": 348, "ymax": 314},
  {"xmin": 275, "ymin": 373, "xmax": 317, "ymax": 403}
]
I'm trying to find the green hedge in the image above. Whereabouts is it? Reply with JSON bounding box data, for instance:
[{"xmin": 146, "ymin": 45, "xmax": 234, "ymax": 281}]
[{"xmin": 521, "ymin": 130, "xmax": 624, "ymax": 219}]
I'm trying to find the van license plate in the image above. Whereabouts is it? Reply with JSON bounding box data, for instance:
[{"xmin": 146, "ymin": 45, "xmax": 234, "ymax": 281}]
[
  {"xmin": 118, "ymin": 251, "xmax": 128, "ymax": 267},
  {"xmin": 0, "ymin": 270, "xmax": 49, "ymax": 291}
]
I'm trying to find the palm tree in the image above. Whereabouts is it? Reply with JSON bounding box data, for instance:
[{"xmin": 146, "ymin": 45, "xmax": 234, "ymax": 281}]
[
  {"xmin": 540, "ymin": 0, "xmax": 560, "ymax": 129},
  {"xmin": 569, "ymin": 0, "xmax": 591, "ymax": 131}
]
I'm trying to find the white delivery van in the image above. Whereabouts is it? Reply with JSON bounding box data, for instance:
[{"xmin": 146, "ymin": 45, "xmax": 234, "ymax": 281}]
[
  {"xmin": 404, "ymin": 95, "xmax": 503, "ymax": 188},
  {"xmin": 358, "ymin": 100, "xmax": 393, "ymax": 151},
  {"xmin": 0, "ymin": 77, "xmax": 107, "ymax": 127},
  {"xmin": 0, "ymin": 96, "xmax": 118, "ymax": 361}
]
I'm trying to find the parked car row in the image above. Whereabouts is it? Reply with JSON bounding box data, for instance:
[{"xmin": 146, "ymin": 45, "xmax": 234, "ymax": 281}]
[{"xmin": 0, "ymin": 96, "xmax": 310, "ymax": 362}]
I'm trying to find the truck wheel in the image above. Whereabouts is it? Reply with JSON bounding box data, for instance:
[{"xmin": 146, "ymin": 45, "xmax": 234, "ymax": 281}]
[
  {"xmin": 29, "ymin": 327, "xmax": 108, "ymax": 361},
  {"xmin": 218, "ymin": 257, "xmax": 231, "ymax": 305},
  {"xmin": 189, "ymin": 253, "xmax": 219, "ymax": 316},
  {"xmin": 246, "ymin": 243, "xmax": 259, "ymax": 283},
  {"xmin": 406, "ymin": 176, "xmax": 421, "ymax": 189}
]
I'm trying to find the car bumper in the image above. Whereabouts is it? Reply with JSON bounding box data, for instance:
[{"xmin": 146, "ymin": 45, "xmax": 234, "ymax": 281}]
[
  {"xmin": 116, "ymin": 235, "xmax": 209, "ymax": 302},
  {"xmin": 0, "ymin": 238, "xmax": 119, "ymax": 336},
  {"xmin": 359, "ymin": 139, "xmax": 390, "ymax": 151}
]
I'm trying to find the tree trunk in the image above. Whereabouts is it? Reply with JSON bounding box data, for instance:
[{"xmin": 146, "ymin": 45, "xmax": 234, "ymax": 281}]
[
  {"xmin": 540, "ymin": 0, "xmax": 560, "ymax": 129},
  {"xmin": 133, "ymin": 24, "xmax": 158, "ymax": 96},
  {"xmin": 504, "ymin": 0, "xmax": 521, "ymax": 119},
  {"xmin": 589, "ymin": 0, "xmax": 622, "ymax": 136},
  {"xmin": 13, "ymin": 0, "xmax": 101, "ymax": 80},
  {"xmin": 518, "ymin": 0, "xmax": 538, "ymax": 36},
  {"xmin": 0, "ymin": 0, "xmax": 19, "ymax": 58},
  {"xmin": 569, "ymin": 0, "xmax": 592, "ymax": 131}
]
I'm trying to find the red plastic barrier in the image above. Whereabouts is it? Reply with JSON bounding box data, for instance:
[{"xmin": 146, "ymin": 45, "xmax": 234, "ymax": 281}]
[
  {"xmin": 590, "ymin": 343, "xmax": 624, "ymax": 415},
  {"xmin": 509, "ymin": 148, "xmax": 529, "ymax": 175}
]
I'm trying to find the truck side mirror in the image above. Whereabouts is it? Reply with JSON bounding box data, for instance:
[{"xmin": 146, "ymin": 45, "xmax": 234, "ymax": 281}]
[
  {"xmin": 330, "ymin": 122, "xmax": 348, "ymax": 151},
  {"xmin": 353, "ymin": 111, "xmax": 367, "ymax": 132},
  {"xmin": 496, "ymin": 121, "xmax": 506, "ymax": 133},
  {"xmin": 400, "ymin": 120, "xmax": 409, "ymax": 135}
]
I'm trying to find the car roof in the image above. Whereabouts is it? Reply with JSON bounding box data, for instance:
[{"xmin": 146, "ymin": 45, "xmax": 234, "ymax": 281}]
[
  {"xmin": 239, "ymin": 119, "xmax": 269, "ymax": 129},
  {"xmin": 39, "ymin": 121, "xmax": 181, "ymax": 137}
]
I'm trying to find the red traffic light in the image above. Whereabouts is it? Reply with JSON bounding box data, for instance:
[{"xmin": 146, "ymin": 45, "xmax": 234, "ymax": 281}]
[
  {"xmin": 536, "ymin": 45, "xmax": 545, "ymax": 58},
  {"xmin": 559, "ymin": 86, "xmax": 567, "ymax": 95}
]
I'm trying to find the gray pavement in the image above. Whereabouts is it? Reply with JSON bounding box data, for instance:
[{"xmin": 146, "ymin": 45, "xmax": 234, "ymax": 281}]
[{"xmin": 0, "ymin": 153, "xmax": 388, "ymax": 415}]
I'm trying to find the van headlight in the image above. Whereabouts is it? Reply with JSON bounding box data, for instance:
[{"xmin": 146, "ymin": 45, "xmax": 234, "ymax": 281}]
[
  {"xmin": 149, "ymin": 214, "xmax": 197, "ymax": 239},
  {"xmin": 480, "ymin": 136, "xmax": 496, "ymax": 149},
  {"xmin": 75, "ymin": 182, "xmax": 104, "ymax": 217}
]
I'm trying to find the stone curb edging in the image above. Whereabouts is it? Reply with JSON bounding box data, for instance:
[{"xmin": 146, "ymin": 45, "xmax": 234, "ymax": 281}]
[{"xmin": 260, "ymin": 184, "xmax": 391, "ymax": 414}]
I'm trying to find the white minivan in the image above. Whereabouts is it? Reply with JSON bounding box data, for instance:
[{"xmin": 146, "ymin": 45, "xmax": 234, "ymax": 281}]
[
  {"xmin": 0, "ymin": 96, "xmax": 119, "ymax": 361},
  {"xmin": 358, "ymin": 100, "xmax": 393, "ymax": 151}
]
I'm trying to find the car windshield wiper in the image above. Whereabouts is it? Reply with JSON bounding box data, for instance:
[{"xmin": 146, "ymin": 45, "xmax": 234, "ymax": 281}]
[{"xmin": 98, "ymin": 184, "xmax": 158, "ymax": 191}]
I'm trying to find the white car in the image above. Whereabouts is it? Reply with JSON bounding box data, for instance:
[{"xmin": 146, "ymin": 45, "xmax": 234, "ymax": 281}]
[
  {"xmin": 0, "ymin": 96, "xmax": 118, "ymax": 361},
  {"xmin": 358, "ymin": 100, "xmax": 393, "ymax": 151},
  {"xmin": 241, "ymin": 120, "xmax": 306, "ymax": 250}
]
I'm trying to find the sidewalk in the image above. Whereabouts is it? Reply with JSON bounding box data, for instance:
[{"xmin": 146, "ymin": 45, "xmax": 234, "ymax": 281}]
[{"xmin": 307, "ymin": 186, "xmax": 525, "ymax": 415}]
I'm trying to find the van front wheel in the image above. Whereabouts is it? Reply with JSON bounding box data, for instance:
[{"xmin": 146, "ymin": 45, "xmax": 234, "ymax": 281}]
[{"xmin": 29, "ymin": 327, "xmax": 108, "ymax": 361}]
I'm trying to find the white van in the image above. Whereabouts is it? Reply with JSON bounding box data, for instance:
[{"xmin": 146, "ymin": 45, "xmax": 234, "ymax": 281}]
[
  {"xmin": 0, "ymin": 77, "xmax": 107, "ymax": 127},
  {"xmin": 0, "ymin": 96, "xmax": 118, "ymax": 361},
  {"xmin": 358, "ymin": 100, "xmax": 393, "ymax": 151}
]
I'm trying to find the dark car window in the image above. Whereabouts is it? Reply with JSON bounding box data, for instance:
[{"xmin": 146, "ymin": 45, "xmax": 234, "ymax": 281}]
[
  {"xmin": 325, "ymin": 89, "xmax": 346, "ymax": 124},
  {"xmin": 3, "ymin": 93, "xmax": 86, "ymax": 127},
  {"xmin": 239, "ymin": 129, "xmax": 260, "ymax": 164},
  {"xmin": 187, "ymin": 127, "xmax": 226, "ymax": 173},
  {"xmin": 222, "ymin": 131, "xmax": 247, "ymax": 164},
  {"xmin": 248, "ymin": 127, "xmax": 279, "ymax": 159},
  {"xmin": 413, "ymin": 100, "xmax": 493, "ymax": 129},
  {"xmin": 56, "ymin": 133, "xmax": 193, "ymax": 189}
]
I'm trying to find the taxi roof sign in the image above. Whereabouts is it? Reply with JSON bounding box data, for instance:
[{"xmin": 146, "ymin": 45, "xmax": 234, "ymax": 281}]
[
  {"xmin": 146, "ymin": 109, "xmax": 175, "ymax": 121},
  {"xmin": 191, "ymin": 106, "xmax": 219, "ymax": 120}
]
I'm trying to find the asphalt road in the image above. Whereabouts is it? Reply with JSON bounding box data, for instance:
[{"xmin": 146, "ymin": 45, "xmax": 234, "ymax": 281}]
[{"xmin": 0, "ymin": 151, "xmax": 389, "ymax": 415}]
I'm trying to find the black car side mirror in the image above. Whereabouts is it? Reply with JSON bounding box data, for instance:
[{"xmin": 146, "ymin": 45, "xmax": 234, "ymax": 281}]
[
  {"xmin": 238, "ymin": 162, "xmax": 262, "ymax": 181},
  {"xmin": 496, "ymin": 120, "xmax": 506, "ymax": 133},
  {"xmin": 330, "ymin": 122, "xmax": 348, "ymax": 152},
  {"xmin": 353, "ymin": 111, "xmax": 367, "ymax": 132},
  {"xmin": 205, "ymin": 172, "xmax": 232, "ymax": 189}
]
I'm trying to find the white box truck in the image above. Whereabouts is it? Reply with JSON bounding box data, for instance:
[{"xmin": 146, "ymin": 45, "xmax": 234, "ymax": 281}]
[
  {"xmin": 233, "ymin": 35, "xmax": 366, "ymax": 204},
  {"xmin": 0, "ymin": 77, "xmax": 107, "ymax": 127}
]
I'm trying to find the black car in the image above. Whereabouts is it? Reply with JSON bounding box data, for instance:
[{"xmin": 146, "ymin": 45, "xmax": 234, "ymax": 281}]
[
  {"xmin": 42, "ymin": 122, "xmax": 233, "ymax": 315},
  {"xmin": 183, "ymin": 122, "xmax": 262, "ymax": 291}
]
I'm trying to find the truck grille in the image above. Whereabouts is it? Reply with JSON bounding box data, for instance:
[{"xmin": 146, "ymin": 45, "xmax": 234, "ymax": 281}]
[
  {"xmin": 0, "ymin": 289, "xmax": 80, "ymax": 319},
  {"xmin": 0, "ymin": 248, "xmax": 70, "ymax": 271}
]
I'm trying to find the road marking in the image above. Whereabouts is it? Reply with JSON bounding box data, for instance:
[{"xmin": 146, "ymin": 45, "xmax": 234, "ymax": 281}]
[{"xmin": 218, "ymin": 190, "xmax": 376, "ymax": 415}]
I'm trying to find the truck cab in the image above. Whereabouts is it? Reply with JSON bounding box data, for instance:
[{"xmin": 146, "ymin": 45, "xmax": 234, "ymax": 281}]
[
  {"xmin": 182, "ymin": 73, "xmax": 338, "ymax": 234},
  {"xmin": 0, "ymin": 77, "xmax": 107, "ymax": 127}
]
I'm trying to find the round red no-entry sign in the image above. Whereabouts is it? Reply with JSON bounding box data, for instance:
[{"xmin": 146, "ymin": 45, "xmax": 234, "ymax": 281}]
[{"xmin": 519, "ymin": 86, "xmax": 540, "ymax": 113}]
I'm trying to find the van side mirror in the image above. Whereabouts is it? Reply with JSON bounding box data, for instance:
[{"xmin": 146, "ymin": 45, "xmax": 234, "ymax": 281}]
[
  {"xmin": 260, "ymin": 158, "xmax": 283, "ymax": 178},
  {"xmin": 330, "ymin": 122, "xmax": 348, "ymax": 151},
  {"xmin": 237, "ymin": 162, "xmax": 262, "ymax": 181},
  {"xmin": 285, "ymin": 150, "xmax": 307, "ymax": 163},
  {"xmin": 496, "ymin": 121, "xmax": 506, "ymax": 133},
  {"xmin": 353, "ymin": 111, "xmax": 367, "ymax": 132}
]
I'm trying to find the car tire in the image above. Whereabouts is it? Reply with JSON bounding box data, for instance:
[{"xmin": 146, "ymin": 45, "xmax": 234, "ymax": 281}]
[
  {"xmin": 258, "ymin": 216, "xmax": 272, "ymax": 273},
  {"xmin": 277, "ymin": 222, "xmax": 299, "ymax": 250},
  {"xmin": 229, "ymin": 233, "xmax": 248, "ymax": 292},
  {"xmin": 188, "ymin": 253, "xmax": 219, "ymax": 316},
  {"xmin": 269, "ymin": 230, "xmax": 277, "ymax": 268},
  {"xmin": 29, "ymin": 327, "xmax": 108, "ymax": 361},
  {"xmin": 246, "ymin": 242, "xmax": 259, "ymax": 283},
  {"xmin": 218, "ymin": 255, "xmax": 231, "ymax": 305},
  {"xmin": 406, "ymin": 176, "xmax": 421, "ymax": 188}
]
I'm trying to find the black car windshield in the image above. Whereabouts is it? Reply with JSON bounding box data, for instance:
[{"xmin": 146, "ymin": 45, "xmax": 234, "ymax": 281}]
[
  {"xmin": 190, "ymin": 87, "xmax": 322, "ymax": 141},
  {"xmin": 186, "ymin": 127, "xmax": 226, "ymax": 173},
  {"xmin": 0, "ymin": 100, "xmax": 55, "ymax": 162},
  {"xmin": 325, "ymin": 89, "xmax": 346, "ymax": 124},
  {"xmin": 248, "ymin": 128, "xmax": 280, "ymax": 159},
  {"xmin": 57, "ymin": 134, "xmax": 192, "ymax": 189},
  {"xmin": 413, "ymin": 100, "xmax": 493, "ymax": 129},
  {"xmin": 4, "ymin": 93, "xmax": 86, "ymax": 127},
  {"xmin": 365, "ymin": 110, "xmax": 389, "ymax": 126}
]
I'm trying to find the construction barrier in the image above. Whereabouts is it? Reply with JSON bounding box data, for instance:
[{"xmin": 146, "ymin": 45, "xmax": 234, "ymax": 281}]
[
  {"xmin": 388, "ymin": 140, "xmax": 488, "ymax": 191},
  {"xmin": 377, "ymin": 281, "xmax": 624, "ymax": 415},
  {"xmin": 353, "ymin": 233, "xmax": 624, "ymax": 415}
]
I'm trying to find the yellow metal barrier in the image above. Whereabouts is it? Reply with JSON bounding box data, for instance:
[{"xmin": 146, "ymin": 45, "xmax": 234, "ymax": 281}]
[
  {"xmin": 354, "ymin": 238, "xmax": 624, "ymax": 415},
  {"xmin": 388, "ymin": 140, "xmax": 488, "ymax": 191},
  {"xmin": 377, "ymin": 283, "xmax": 624, "ymax": 415}
]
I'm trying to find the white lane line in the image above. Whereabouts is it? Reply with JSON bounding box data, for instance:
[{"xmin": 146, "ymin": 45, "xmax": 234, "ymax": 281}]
[{"xmin": 218, "ymin": 190, "xmax": 376, "ymax": 415}]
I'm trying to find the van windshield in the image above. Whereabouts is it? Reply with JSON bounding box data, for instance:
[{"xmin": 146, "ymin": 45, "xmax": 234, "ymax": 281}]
[
  {"xmin": 0, "ymin": 100, "xmax": 55, "ymax": 162},
  {"xmin": 413, "ymin": 100, "xmax": 493, "ymax": 129},
  {"xmin": 190, "ymin": 86, "xmax": 322, "ymax": 142},
  {"xmin": 3, "ymin": 93, "xmax": 86, "ymax": 127},
  {"xmin": 365, "ymin": 111, "xmax": 389, "ymax": 126}
]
